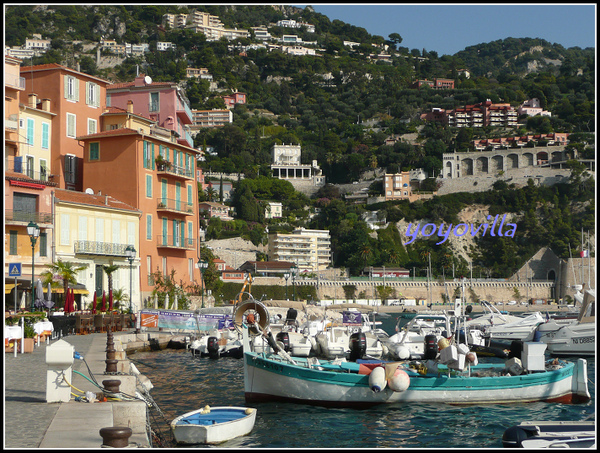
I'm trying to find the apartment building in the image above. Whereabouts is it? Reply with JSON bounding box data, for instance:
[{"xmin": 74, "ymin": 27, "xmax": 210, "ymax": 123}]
[
  {"xmin": 53, "ymin": 189, "xmax": 141, "ymax": 311},
  {"xmin": 412, "ymin": 78, "xmax": 455, "ymax": 90},
  {"xmin": 20, "ymin": 63, "xmax": 110, "ymax": 191},
  {"xmin": 518, "ymin": 98, "xmax": 552, "ymax": 117},
  {"xmin": 268, "ymin": 228, "xmax": 331, "ymax": 272},
  {"xmin": 157, "ymin": 42, "xmax": 176, "ymax": 52},
  {"xmin": 222, "ymin": 92, "xmax": 246, "ymax": 109},
  {"xmin": 76, "ymin": 105, "xmax": 202, "ymax": 305},
  {"xmin": 190, "ymin": 109, "xmax": 233, "ymax": 133},
  {"xmin": 198, "ymin": 202, "xmax": 233, "ymax": 221},
  {"xmin": 265, "ymin": 202, "xmax": 283, "ymax": 219},
  {"xmin": 106, "ymin": 74, "xmax": 194, "ymax": 148},
  {"xmin": 422, "ymin": 100, "xmax": 518, "ymax": 128},
  {"xmin": 384, "ymin": 172, "xmax": 413, "ymax": 201},
  {"xmin": 270, "ymin": 144, "xmax": 325, "ymax": 188}
]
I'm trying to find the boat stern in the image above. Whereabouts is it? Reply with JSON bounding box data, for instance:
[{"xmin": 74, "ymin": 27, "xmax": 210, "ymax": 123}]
[{"xmin": 572, "ymin": 358, "xmax": 591, "ymax": 403}]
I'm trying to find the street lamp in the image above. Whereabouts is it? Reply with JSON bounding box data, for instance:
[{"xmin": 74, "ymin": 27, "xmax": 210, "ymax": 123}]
[
  {"xmin": 198, "ymin": 260, "xmax": 208, "ymax": 308},
  {"xmin": 27, "ymin": 221, "xmax": 40, "ymax": 312},
  {"xmin": 291, "ymin": 264, "xmax": 297, "ymax": 301},
  {"xmin": 125, "ymin": 245, "xmax": 136, "ymax": 315},
  {"xmin": 284, "ymin": 272, "xmax": 290, "ymax": 300}
]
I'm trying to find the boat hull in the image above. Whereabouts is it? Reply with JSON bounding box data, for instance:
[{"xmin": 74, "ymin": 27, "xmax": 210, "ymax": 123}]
[
  {"xmin": 545, "ymin": 323, "xmax": 595, "ymax": 356},
  {"xmin": 244, "ymin": 352, "xmax": 590, "ymax": 408},
  {"xmin": 171, "ymin": 406, "xmax": 256, "ymax": 445}
]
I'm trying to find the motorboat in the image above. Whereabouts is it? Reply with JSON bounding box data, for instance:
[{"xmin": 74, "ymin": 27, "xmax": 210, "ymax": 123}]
[
  {"xmin": 543, "ymin": 289, "xmax": 595, "ymax": 357},
  {"xmin": 189, "ymin": 328, "xmax": 243, "ymax": 359},
  {"xmin": 464, "ymin": 301, "xmax": 544, "ymax": 342},
  {"xmin": 238, "ymin": 301, "xmax": 590, "ymax": 409},
  {"xmin": 502, "ymin": 418, "xmax": 595, "ymax": 448},
  {"xmin": 384, "ymin": 313, "xmax": 452, "ymax": 360},
  {"xmin": 171, "ymin": 406, "xmax": 257, "ymax": 445}
]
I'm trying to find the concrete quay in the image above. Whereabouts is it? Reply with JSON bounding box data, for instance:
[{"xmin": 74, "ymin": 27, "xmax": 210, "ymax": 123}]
[{"xmin": 4, "ymin": 329, "xmax": 175, "ymax": 449}]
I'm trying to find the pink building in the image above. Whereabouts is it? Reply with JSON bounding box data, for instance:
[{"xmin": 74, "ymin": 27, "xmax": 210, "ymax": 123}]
[
  {"xmin": 106, "ymin": 74, "xmax": 194, "ymax": 148},
  {"xmin": 222, "ymin": 92, "xmax": 246, "ymax": 109}
]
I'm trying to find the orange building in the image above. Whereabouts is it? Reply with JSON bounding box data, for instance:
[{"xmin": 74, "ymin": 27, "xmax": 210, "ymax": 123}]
[
  {"xmin": 76, "ymin": 105, "xmax": 203, "ymax": 305},
  {"xmin": 20, "ymin": 63, "xmax": 110, "ymax": 191}
]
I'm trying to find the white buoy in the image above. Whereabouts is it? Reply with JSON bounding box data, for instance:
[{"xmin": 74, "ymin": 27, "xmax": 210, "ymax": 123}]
[
  {"xmin": 388, "ymin": 369, "xmax": 410, "ymax": 392},
  {"xmin": 368, "ymin": 366, "xmax": 387, "ymax": 392}
]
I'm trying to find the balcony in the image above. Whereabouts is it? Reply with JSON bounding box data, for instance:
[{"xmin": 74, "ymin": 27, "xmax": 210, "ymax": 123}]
[
  {"xmin": 156, "ymin": 162, "xmax": 194, "ymax": 180},
  {"xmin": 156, "ymin": 235, "xmax": 195, "ymax": 250},
  {"xmin": 156, "ymin": 197, "xmax": 194, "ymax": 215},
  {"xmin": 5, "ymin": 210, "xmax": 53, "ymax": 225},
  {"xmin": 74, "ymin": 240, "xmax": 133, "ymax": 257},
  {"xmin": 5, "ymin": 74, "xmax": 25, "ymax": 90},
  {"xmin": 5, "ymin": 157, "xmax": 57, "ymax": 185}
]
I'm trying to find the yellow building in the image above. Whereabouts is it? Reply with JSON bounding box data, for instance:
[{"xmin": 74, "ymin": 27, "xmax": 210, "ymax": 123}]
[
  {"xmin": 268, "ymin": 228, "xmax": 331, "ymax": 272},
  {"xmin": 53, "ymin": 189, "xmax": 141, "ymax": 312}
]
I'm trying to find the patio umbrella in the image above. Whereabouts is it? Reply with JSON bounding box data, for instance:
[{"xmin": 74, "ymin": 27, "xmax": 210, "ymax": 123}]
[
  {"xmin": 63, "ymin": 288, "xmax": 70, "ymax": 313},
  {"xmin": 34, "ymin": 279, "xmax": 44, "ymax": 310},
  {"xmin": 101, "ymin": 290, "xmax": 107, "ymax": 312},
  {"xmin": 109, "ymin": 289, "xmax": 113, "ymax": 312},
  {"xmin": 71, "ymin": 288, "xmax": 77, "ymax": 312},
  {"xmin": 45, "ymin": 282, "xmax": 54, "ymax": 310},
  {"xmin": 92, "ymin": 291, "xmax": 97, "ymax": 314}
]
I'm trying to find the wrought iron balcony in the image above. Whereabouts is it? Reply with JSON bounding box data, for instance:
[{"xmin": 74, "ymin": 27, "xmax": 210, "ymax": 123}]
[
  {"xmin": 74, "ymin": 240, "xmax": 133, "ymax": 257},
  {"xmin": 5, "ymin": 210, "xmax": 53, "ymax": 225},
  {"xmin": 156, "ymin": 162, "xmax": 194, "ymax": 179},
  {"xmin": 156, "ymin": 235, "xmax": 195, "ymax": 250},
  {"xmin": 156, "ymin": 197, "xmax": 194, "ymax": 215}
]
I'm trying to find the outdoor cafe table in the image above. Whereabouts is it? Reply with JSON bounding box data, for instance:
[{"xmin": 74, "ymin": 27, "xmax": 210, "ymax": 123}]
[{"xmin": 33, "ymin": 321, "xmax": 54, "ymax": 339}]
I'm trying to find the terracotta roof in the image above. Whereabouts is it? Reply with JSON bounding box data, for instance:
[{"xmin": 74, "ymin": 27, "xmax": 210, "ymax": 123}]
[
  {"xmin": 5, "ymin": 171, "xmax": 58, "ymax": 187},
  {"xmin": 107, "ymin": 80, "xmax": 175, "ymax": 90},
  {"xmin": 20, "ymin": 63, "xmax": 110, "ymax": 84},
  {"xmin": 76, "ymin": 128, "xmax": 140, "ymax": 140},
  {"xmin": 54, "ymin": 188, "xmax": 140, "ymax": 213}
]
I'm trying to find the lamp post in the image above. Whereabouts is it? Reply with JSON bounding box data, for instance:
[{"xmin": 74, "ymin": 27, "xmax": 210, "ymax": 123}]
[
  {"xmin": 198, "ymin": 260, "xmax": 208, "ymax": 308},
  {"xmin": 291, "ymin": 264, "xmax": 297, "ymax": 301},
  {"xmin": 125, "ymin": 245, "xmax": 136, "ymax": 315},
  {"xmin": 27, "ymin": 221, "xmax": 40, "ymax": 312},
  {"xmin": 284, "ymin": 273, "xmax": 290, "ymax": 300}
]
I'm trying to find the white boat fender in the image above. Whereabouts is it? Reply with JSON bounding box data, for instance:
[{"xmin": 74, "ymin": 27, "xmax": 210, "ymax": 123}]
[
  {"xmin": 200, "ymin": 405, "xmax": 211, "ymax": 414},
  {"xmin": 368, "ymin": 366, "xmax": 387, "ymax": 392},
  {"xmin": 387, "ymin": 369, "xmax": 410, "ymax": 392},
  {"xmin": 466, "ymin": 351, "xmax": 478, "ymax": 365}
]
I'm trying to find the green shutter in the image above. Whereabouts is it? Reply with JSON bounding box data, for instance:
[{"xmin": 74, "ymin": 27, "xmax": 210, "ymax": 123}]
[
  {"xmin": 146, "ymin": 214, "xmax": 152, "ymax": 240},
  {"xmin": 9, "ymin": 231, "xmax": 18, "ymax": 255},
  {"xmin": 146, "ymin": 174, "xmax": 152, "ymax": 198},
  {"xmin": 42, "ymin": 123, "xmax": 49, "ymax": 149},
  {"xmin": 143, "ymin": 141, "xmax": 147, "ymax": 168},
  {"xmin": 151, "ymin": 143, "xmax": 155, "ymax": 170},
  {"xmin": 40, "ymin": 232, "xmax": 47, "ymax": 257}
]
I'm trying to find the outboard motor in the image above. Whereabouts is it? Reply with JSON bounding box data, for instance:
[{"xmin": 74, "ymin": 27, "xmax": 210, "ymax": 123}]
[
  {"xmin": 276, "ymin": 331, "xmax": 291, "ymax": 352},
  {"xmin": 207, "ymin": 336, "xmax": 220, "ymax": 359},
  {"xmin": 423, "ymin": 334, "xmax": 438, "ymax": 360},
  {"xmin": 349, "ymin": 331, "xmax": 367, "ymax": 361},
  {"xmin": 285, "ymin": 308, "xmax": 298, "ymax": 326},
  {"xmin": 508, "ymin": 340, "xmax": 523, "ymax": 359}
]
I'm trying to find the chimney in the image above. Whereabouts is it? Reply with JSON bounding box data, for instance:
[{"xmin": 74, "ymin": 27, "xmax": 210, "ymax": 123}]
[
  {"xmin": 41, "ymin": 98, "xmax": 51, "ymax": 112},
  {"xmin": 127, "ymin": 100, "xmax": 134, "ymax": 113},
  {"xmin": 134, "ymin": 74, "xmax": 145, "ymax": 87},
  {"xmin": 28, "ymin": 93, "xmax": 38, "ymax": 108},
  {"xmin": 105, "ymin": 194, "xmax": 109, "ymax": 205}
]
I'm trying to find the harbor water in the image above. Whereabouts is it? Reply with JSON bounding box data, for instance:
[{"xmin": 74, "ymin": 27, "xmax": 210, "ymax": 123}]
[{"xmin": 132, "ymin": 315, "xmax": 596, "ymax": 448}]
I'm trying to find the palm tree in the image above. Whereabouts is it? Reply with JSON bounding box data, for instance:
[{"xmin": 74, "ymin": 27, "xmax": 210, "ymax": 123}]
[
  {"xmin": 103, "ymin": 264, "xmax": 120, "ymax": 295},
  {"xmin": 41, "ymin": 259, "xmax": 88, "ymax": 307},
  {"xmin": 111, "ymin": 288, "xmax": 128, "ymax": 312}
]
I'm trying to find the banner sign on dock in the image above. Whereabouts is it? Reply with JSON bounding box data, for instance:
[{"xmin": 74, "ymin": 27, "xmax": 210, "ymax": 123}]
[{"xmin": 140, "ymin": 309, "xmax": 232, "ymax": 331}]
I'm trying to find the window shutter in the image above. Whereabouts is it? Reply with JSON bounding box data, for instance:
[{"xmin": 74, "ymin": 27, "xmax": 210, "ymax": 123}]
[
  {"xmin": 74, "ymin": 78, "xmax": 79, "ymax": 101},
  {"xmin": 61, "ymin": 214, "xmax": 70, "ymax": 245},
  {"xmin": 146, "ymin": 215, "xmax": 152, "ymax": 240},
  {"xmin": 64, "ymin": 76, "xmax": 69, "ymax": 99},
  {"xmin": 27, "ymin": 118, "xmax": 34, "ymax": 145},
  {"xmin": 42, "ymin": 123, "xmax": 49, "ymax": 148},
  {"xmin": 143, "ymin": 141, "xmax": 147, "ymax": 168},
  {"xmin": 94, "ymin": 84, "xmax": 100, "ymax": 107},
  {"xmin": 86, "ymin": 82, "xmax": 91, "ymax": 105},
  {"xmin": 151, "ymin": 143, "xmax": 155, "ymax": 170}
]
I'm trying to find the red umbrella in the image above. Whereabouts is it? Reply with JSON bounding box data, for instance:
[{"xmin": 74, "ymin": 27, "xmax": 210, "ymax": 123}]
[
  {"xmin": 71, "ymin": 288, "xmax": 77, "ymax": 312},
  {"xmin": 92, "ymin": 291, "xmax": 97, "ymax": 314},
  {"xmin": 64, "ymin": 287, "xmax": 71, "ymax": 313},
  {"xmin": 101, "ymin": 290, "xmax": 107, "ymax": 312},
  {"xmin": 109, "ymin": 289, "xmax": 113, "ymax": 312}
]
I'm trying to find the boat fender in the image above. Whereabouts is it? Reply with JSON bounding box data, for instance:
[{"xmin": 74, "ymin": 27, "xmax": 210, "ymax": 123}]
[
  {"xmin": 368, "ymin": 366, "xmax": 387, "ymax": 392},
  {"xmin": 245, "ymin": 408, "xmax": 255, "ymax": 415},
  {"xmin": 466, "ymin": 352, "xmax": 478, "ymax": 365},
  {"xmin": 438, "ymin": 338, "xmax": 450, "ymax": 350},
  {"xmin": 387, "ymin": 369, "xmax": 410, "ymax": 392},
  {"xmin": 200, "ymin": 405, "xmax": 211, "ymax": 414}
]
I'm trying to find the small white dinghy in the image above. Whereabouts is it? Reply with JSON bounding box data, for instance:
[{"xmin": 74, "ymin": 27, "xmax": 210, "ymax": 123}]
[{"xmin": 170, "ymin": 405, "xmax": 257, "ymax": 445}]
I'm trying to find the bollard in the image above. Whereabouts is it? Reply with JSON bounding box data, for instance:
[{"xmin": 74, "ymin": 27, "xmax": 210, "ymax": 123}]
[
  {"xmin": 102, "ymin": 379, "xmax": 121, "ymax": 394},
  {"xmin": 104, "ymin": 359, "xmax": 118, "ymax": 374},
  {"xmin": 99, "ymin": 427, "xmax": 132, "ymax": 448}
]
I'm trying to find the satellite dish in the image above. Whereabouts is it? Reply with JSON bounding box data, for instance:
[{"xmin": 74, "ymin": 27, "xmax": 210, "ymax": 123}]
[
  {"xmin": 144, "ymin": 75, "xmax": 152, "ymax": 85},
  {"xmin": 85, "ymin": 188, "xmax": 94, "ymax": 195}
]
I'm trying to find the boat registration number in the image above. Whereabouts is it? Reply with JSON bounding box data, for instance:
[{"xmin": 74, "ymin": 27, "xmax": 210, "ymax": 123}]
[{"xmin": 572, "ymin": 336, "xmax": 594, "ymax": 344}]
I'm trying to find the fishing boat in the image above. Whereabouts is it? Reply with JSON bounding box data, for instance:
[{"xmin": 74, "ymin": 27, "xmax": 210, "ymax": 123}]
[
  {"xmin": 170, "ymin": 406, "xmax": 257, "ymax": 445},
  {"xmin": 502, "ymin": 419, "xmax": 596, "ymax": 448},
  {"xmin": 238, "ymin": 302, "xmax": 590, "ymax": 409}
]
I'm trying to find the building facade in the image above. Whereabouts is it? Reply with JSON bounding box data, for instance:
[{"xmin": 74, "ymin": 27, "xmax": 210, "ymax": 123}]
[
  {"xmin": 106, "ymin": 74, "xmax": 194, "ymax": 148},
  {"xmin": 53, "ymin": 189, "xmax": 141, "ymax": 311},
  {"xmin": 20, "ymin": 63, "xmax": 110, "ymax": 191},
  {"xmin": 76, "ymin": 107, "xmax": 202, "ymax": 306},
  {"xmin": 270, "ymin": 144, "xmax": 325, "ymax": 189},
  {"xmin": 268, "ymin": 228, "xmax": 331, "ymax": 272}
]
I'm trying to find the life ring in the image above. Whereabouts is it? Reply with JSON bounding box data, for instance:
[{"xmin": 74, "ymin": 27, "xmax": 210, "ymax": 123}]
[{"xmin": 234, "ymin": 299, "xmax": 270, "ymax": 335}]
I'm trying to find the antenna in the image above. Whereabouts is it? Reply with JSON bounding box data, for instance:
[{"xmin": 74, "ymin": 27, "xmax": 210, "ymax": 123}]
[
  {"xmin": 85, "ymin": 188, "xmax": 94, "ymax": 194},
  {"xmin": 144, "ymin": 75, "xmax": 152, "ymax": 85}
]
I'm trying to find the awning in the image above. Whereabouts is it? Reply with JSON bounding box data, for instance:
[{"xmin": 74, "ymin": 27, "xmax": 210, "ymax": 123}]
[
  {"xmin": 9, "ymin": 180, "xmax": 46, "ymax": 189},
  {"xmin": 5, "ymin": 283, "xmax": 20, "ymax": 293},
  {"xmin": 51, "ymin": 283, "xmax": 89, "ymax": 295}
]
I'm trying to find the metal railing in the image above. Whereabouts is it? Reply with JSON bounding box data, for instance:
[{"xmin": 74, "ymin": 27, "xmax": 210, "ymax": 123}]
[
  {"xmin": 156, "ymin": 235, "xmax": 195, "ymax": 249},
  {"xmin": 5, "ymin": 210, "xmax": 53, "ymax": 224},
  {"xmin": 74, "ymin": 240, "xmax": 133, "ymax": 257},
  {"xmin": 156, "ymin": 197, "xmax": 194, "ymax": 214},
  {"xmin": 156, "ymin": 162, "xmax": 194, "ymax": 179}
]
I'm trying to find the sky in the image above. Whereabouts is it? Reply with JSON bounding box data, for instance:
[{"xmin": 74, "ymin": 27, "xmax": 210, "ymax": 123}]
[{"xmin": 296, "ymin": 3, "xmax": 596, "ymax": 56}]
